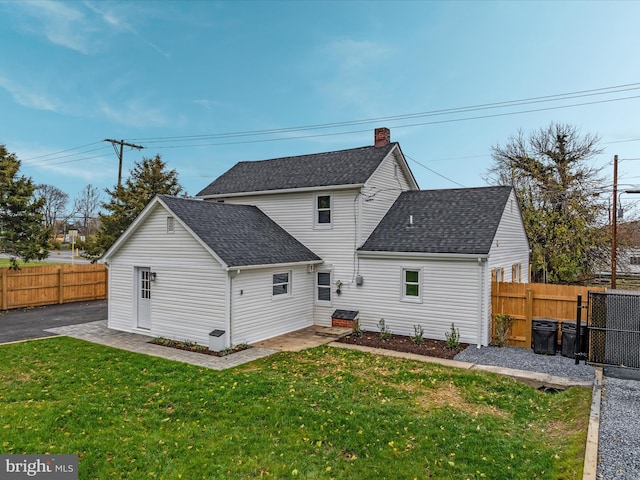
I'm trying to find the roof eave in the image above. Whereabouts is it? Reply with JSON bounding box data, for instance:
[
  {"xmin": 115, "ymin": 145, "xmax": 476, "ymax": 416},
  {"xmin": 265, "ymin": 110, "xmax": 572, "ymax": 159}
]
[
  {"xmin": 197, "ymin": 183, "xmax": 365, "ymax": 200},
  {"xmin": 357, "ymin": 250, "xmax": 489, "ymax": 261},
  {"xmin": 226, "ymin": 259, "xmax": 324, "ymax": 272},
  {"xmin": 391, "ymin": 144, "xmax": 419, "ymax": 190}
]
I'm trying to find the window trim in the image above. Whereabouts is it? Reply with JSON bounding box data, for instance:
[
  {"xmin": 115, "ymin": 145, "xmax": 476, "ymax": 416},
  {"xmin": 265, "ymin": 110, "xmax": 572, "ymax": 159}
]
[
  {"xmin": 401, "ymin": 267, "xmax": 422, "ymax": 303},
  {"xmin": 316, "ymin": 269, "xmax": 332, "ymax": 306},
  {"xmin": 314, "ymin": 193, "xmax": 333, "ymax": 228},
  {"xmin": 166, "ymin": 216, "xmax": 175, "ymax": 234},
  {"xmin": 272, "ymin": 271, "xmax": 291, "ymax": 299}
]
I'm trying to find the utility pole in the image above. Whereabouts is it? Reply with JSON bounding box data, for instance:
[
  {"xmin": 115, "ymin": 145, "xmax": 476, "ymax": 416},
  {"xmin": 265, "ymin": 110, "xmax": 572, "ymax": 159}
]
[
  {"xmin": 612, "ymin": 154, "xmax": 618, "ymax": 289},
  {"xmin": 104, "ymin": 139, "xmax": 144, "ymax": 186}
]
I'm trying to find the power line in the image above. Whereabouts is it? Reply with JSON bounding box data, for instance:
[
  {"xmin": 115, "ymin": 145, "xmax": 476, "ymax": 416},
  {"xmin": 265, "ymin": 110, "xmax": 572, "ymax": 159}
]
[
  {"xmin": 126, "ymin": 82, "xmax": 640, "ymax": 145},
  {"xmin": 20, "ymin": 141, "xmax": 105, "ymax": 161},
  {"xmin": 18, "ymin": 82, "xmax": 640, "ymax": 171},
  {"xmin": 405, "ymin": 154, "xmax": 467, "ymax": 188}
]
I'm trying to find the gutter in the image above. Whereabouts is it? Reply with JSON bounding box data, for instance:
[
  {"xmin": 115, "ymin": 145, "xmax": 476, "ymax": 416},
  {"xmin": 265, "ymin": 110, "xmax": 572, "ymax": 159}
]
[
  {"xmin": 357, "ymin": 251, "xmax": 489, "ymax": 262},
  {"xmin": 199, "ymin": 184, "xmax": 364, "ymax": 200},
  {"xmin": 225, "ymin": 259, "xmax": 323, "ymax": 272}
]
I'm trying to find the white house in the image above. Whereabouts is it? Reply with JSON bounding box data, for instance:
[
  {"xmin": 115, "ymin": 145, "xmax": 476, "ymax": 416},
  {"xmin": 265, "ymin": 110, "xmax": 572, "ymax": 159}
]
[{"xmin": 103, "ymin": 128, "xmax": 529, "ymax": 348}]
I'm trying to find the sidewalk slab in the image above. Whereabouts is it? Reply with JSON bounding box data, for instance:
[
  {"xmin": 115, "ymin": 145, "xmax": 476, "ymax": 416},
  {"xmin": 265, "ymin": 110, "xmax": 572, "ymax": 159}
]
[{"xmin": 45, "ymin": 321, "xmax": 277, "ymax": 370}]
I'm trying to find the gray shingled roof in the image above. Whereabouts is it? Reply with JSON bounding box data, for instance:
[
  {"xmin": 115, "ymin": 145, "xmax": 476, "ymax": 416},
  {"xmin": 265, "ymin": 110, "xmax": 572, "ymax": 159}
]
[
  {"xmin": 158, "ymin": 195, "xmax": 321, "ymax": 267},
  {"xmin": 359, "ymin": 186, "xmax": 514, "ymax": 255},
  {"xmin": 196, "ymin": 143, "xmax": 398, "ymax": 197}
]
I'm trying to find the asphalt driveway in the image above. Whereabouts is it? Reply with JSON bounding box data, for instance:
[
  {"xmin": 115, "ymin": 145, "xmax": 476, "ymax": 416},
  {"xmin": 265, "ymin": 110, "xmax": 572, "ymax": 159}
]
[{"xmin": 0, "ymin": 300, "xmax": 108, "ymax": 343}]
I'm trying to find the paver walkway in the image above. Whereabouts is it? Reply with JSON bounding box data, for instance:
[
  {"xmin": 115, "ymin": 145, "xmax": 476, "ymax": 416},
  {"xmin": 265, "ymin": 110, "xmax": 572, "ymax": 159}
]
[{"xmin": 45, "ymin": 321, "xmax": 278, "ymax": 370}]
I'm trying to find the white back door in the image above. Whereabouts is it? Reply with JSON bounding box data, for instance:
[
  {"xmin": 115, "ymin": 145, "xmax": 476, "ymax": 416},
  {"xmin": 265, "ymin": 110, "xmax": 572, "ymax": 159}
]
[{"xmin": 136, "ymin": 267, "xmax": 151, "ymax": 329}]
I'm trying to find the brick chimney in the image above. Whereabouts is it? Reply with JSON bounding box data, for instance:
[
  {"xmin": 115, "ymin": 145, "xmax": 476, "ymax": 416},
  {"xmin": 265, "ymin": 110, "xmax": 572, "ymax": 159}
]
[{"xmin": 374, "ymin": 127, "xmax": 390, "ymax": 148}]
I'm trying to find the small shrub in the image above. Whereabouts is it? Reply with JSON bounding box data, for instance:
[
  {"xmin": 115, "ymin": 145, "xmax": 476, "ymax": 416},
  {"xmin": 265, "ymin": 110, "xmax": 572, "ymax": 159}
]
[
  {"xmin": 445, "ymin": 323, "xmax": 460, "ymax": 350},
  {"xmin": 219, "ymin": 347, "xmax": 233, "ymax": 356},
  {"xmin": 351, "ymin": 318, "xmax": 364, "ymax": 338},
  {"xmin": 378, "ymin": 318, "xmax": 392, "ymax": 341},
  {"xmin": 493, "ymin": 313, "xmax": 515, "ymax": 347},
  {"xmin": 411, "ymin": 324, "xmax": 424, "ymax": 345}
]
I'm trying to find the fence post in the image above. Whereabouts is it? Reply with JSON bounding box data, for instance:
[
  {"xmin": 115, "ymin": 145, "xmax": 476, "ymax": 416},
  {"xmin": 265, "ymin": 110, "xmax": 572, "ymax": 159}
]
[
  {"xmin": 58, "ymin": 267, "xmax": 64, "ymax": 304},
  {"xmin": 525, "ymin": 288, "xmax": 533, "ymax": 348},
  {"xmin": 1, "ymin": 269, "xmax": 7, "ymax": 310}
]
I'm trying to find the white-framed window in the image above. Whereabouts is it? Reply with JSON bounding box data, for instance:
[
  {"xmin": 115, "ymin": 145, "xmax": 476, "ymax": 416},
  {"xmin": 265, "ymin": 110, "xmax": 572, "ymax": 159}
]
[
  {"xmin": 631, "ymin": 256, "xmax": 640, "ymax": 266},
  {"xmin": 272, "ymin": 271, "xmax": 291, "ymax": 297},
  {"xmin": 401, "ymin": 268, "xmax": 422, "ymax": 302},
  {"xmin": 315, "ymin": 194, "xmax": 332, "ymax": 227},
  {"xmin": 167, "ymin": 217, "xmax": 175, "ymax": 234},
  {"xmin": 316, "ymin": 270, "xmax": 332, "ymax": 305}
]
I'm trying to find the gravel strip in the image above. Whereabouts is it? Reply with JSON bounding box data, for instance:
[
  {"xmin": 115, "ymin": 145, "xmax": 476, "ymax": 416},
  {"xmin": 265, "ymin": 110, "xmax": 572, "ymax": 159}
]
[
  {"xmin": 597, "ymin": 371, "xmax": 640, "ymax": 480},
  {"xmin": 454, "ymin": 346, "xmax": 640, "ymax": 479},
  {"xmin": 454, "ymin": 345, "xmax": 595, "ymax": 382}
]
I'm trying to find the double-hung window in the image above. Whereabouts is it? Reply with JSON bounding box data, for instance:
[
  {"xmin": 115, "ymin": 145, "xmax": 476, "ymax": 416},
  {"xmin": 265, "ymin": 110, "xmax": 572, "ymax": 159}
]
[
  {"xmin": 402, "ymin": 268, "xmax": 422, "ymax": 302},
  {"xmin": 272, "ymin": 272, "xmax": 291, "ymax": 297},
  {"xmin": 315, "ymin": 194, "xmax": 332, "ymax": 227},
  {"xmin": 316, "ymin": 271, "xmax": 331, "ymax": 305},
  {"xmin": 167, "ymin": 217, "xmax": 175, "ymax": 234}
]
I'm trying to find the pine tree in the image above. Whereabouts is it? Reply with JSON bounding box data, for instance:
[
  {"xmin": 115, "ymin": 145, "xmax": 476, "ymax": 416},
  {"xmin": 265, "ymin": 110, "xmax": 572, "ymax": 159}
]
[
  {"xmin": 92, "ymin": 154, "xmax": 184, "ymax": 255},
  {"xmin": 0, "ymin": 145, "xmax": 50, "ymax": 268}
]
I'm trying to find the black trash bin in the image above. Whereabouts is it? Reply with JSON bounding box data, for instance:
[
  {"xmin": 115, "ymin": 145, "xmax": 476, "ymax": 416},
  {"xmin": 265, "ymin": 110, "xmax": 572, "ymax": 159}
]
[
  {"xmin": 532, "ymin": 318, "xmax": 558, "ymax": 355},
  {"xmin": 560, "ymin": 321, "xmax": 588, "ymax": 359}
]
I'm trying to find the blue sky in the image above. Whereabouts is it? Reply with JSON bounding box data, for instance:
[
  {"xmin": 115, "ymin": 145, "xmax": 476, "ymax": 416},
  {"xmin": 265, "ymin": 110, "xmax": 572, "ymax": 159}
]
[{"xmin": 1, "ymin": 0, "xmax": 640, "ymax": 205}]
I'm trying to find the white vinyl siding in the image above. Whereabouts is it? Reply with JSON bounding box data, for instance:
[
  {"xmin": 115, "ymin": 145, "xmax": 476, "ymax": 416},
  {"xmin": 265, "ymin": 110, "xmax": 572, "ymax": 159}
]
[
  {"xmin": 220, "ymin": 190, "xmax": 361, "ymax": 325},
  {"xmin": 356, "ymin": 257, "xmax": 487, "ymax": 345},
  {"xmin": 360, "ymin": 148, "xmax": 414, "ymax": 245},
  {"xmin": 107, "ymin": 204, "xmax": 227, "ymax": 346},
  {"xmin": 232, "ymin": 266, "xmax": 313, "ymax": 344},
  {"xmin": 487, "ymin": 190, "xmax": 530, "ymax": 283}
]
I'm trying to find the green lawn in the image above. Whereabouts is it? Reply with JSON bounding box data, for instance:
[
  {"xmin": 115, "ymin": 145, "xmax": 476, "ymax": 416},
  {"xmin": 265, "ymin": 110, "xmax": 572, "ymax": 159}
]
[
  {"xmin": 0, "ymin": 258, "xmax": 56, "ymax": 267},
  {"xmin": 0, "ymin": 337, "xmax": 590, "ymax": 479}
]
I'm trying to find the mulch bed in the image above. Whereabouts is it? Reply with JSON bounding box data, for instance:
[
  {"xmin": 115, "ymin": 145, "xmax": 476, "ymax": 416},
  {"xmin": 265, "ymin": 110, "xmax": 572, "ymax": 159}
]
[
  {"xmin": 149, "ymin": 338, "xmax": 251, "ymax": 357},
  {"xmin": 336, "ymin": 331, "xmax": 468, "ymax": 360}
]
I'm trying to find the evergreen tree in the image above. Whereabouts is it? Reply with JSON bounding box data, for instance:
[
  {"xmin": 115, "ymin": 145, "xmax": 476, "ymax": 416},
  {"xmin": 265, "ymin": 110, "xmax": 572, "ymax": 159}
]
[
  {"xmin": 92, "ymin": 154, "xmax": 184, "ymax": 256},
  {"xmin": 0, "ymin": 145, "xmax": 50, "ymax": 268}
]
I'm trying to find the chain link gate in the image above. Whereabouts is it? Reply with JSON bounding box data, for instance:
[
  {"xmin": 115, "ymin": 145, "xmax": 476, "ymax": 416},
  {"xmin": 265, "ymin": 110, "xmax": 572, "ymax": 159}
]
[{"xmin": 584, "ymin": 291, "xmax": 640, "ymax": 369}]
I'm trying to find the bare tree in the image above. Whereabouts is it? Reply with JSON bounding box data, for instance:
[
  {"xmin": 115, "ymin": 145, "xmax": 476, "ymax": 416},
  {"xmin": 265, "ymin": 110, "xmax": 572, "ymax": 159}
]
[
  {"xmin": 486, "ymin": 122, "xmax": 608, "ymax": 283},
  {"xmin": 74, "ymin": 184, "xmax": 102, "ymax": 236},
  {"xmin": 35, "ymin": 184, "xmax": 74, "ymax": 237}
]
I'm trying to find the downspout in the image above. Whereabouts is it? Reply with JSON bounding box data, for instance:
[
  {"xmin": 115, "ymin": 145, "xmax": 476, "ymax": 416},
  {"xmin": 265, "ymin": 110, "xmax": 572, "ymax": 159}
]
[
  {"xmin": 477, "ymin": 257, "xmax": 485, "ymax": 348},
  {"xmin": 225, "ymin": 271, "xmax": 233, "ymax": 348}
]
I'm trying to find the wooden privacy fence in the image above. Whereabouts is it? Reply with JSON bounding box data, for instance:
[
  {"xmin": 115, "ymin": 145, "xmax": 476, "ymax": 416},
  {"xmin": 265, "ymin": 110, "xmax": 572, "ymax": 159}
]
[
  {"xmin": 0, "ymin": 264, "xmax": 107, "ymax": 310},
  {"xmin": 491, "ymin": 281, "xmax": 606, "ymax": 348}
]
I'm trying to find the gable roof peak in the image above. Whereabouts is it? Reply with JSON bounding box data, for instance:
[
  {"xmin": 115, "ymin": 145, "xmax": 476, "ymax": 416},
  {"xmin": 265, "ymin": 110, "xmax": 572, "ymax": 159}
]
[{"xmin": 196, "ymin": 141, "xmax": 404, "ymax": 197}]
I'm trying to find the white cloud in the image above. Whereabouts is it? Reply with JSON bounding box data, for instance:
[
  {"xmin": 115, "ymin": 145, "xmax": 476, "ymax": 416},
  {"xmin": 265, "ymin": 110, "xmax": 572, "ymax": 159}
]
[
  {"xmin": 84, "ymin": 1, "xmax": 170, "ymax": 58},
  {"xmin": 14, "ymin": 0, "xmax": 96, "ymax": 54},
  {"xmin": 100, "ymin": 100, "xmax": 169, "ymax": 128},
  {"xmin": 0, "ymin": 75, "xmax": 59, "ymax": 112}
]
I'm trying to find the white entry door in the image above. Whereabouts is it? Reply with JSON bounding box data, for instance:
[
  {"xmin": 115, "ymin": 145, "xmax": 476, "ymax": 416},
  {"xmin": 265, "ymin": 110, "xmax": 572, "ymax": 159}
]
[{"xmin": 136, "ymin": 267, "xmax": 152, "ymax": 329}]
